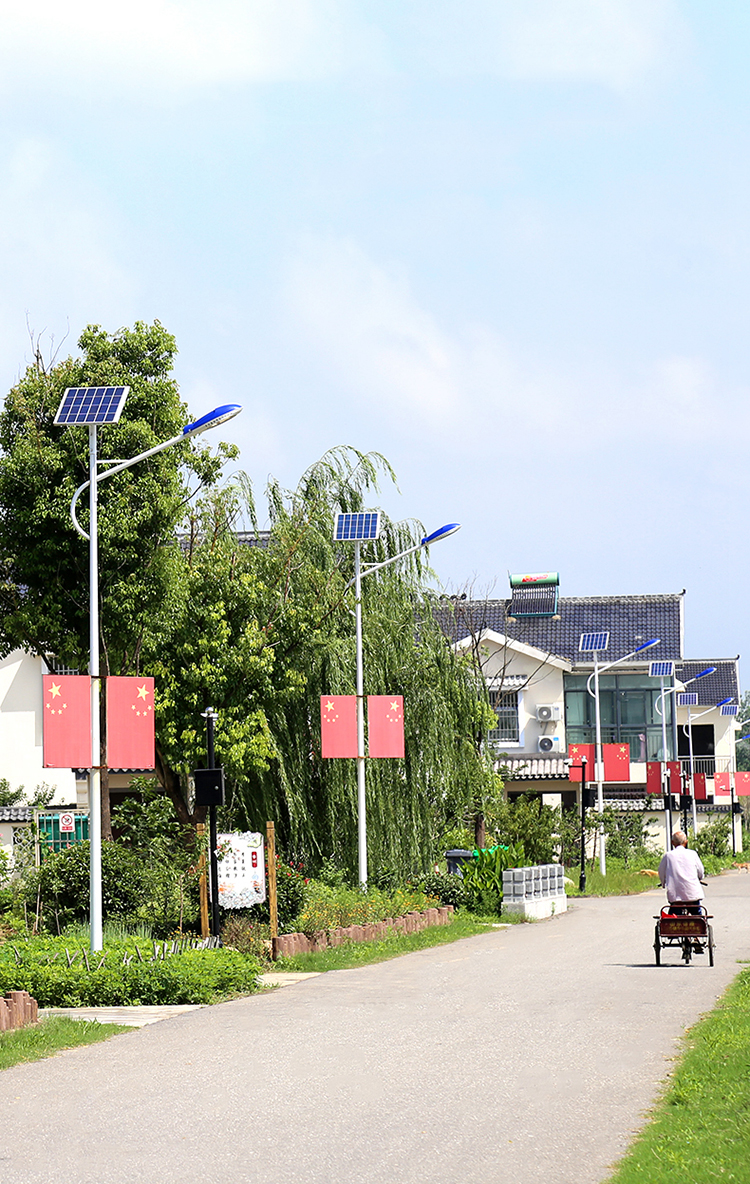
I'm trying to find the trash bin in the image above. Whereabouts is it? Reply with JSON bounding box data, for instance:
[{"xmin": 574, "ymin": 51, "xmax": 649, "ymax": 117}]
[{"xmin": 445, "ymin": 849, "xmax": 474, "ymax": 877}]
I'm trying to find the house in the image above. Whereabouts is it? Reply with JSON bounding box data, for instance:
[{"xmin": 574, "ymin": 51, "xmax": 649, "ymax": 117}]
[{"xmin": 444, "ymin": 579, "xmax": 743, "ymax": 850}]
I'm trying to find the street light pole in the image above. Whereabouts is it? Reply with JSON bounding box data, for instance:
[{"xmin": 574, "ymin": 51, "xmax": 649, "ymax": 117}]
[
  {"xmin": 338, "ymin": 517, "xmax": 460, "ymax": 887},
  {"xmin": 585, "ymin": 638, "xmax": 660, "ymax": 878},
  {"xmin": 65, "ymin": 400, "xmax": 241, "ymax": 953},
  {"xmin": 88, "ymin": 426, "xmax": 103, "ymax": 950},
  {"xmin": 579, "ymin": 756, "xmax": 588, "ymax": 893},
  {"xmin": 592, "ymin": 650, "xmax": 605, "ymax": 876},
  {"xmin": 354, "ymin": 541, "xmax": 367, "ymax": 887}
]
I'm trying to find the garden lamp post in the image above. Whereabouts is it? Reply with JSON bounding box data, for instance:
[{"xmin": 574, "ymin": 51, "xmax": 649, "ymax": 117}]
[
  {"xmin": 336, "ymin": 515, "xmax": 460, "ymax": 886},
  {"xmin": 582, "ymin": 635, "xmax": 660, "ymax": 877},
  {"xmin": 57, "ymin": 388, "xmax": 241, "ymax": 953}
]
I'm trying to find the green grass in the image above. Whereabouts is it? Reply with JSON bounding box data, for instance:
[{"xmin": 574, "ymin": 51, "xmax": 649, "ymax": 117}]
[
  {"xmin": 0, "ymin": 1015, "xmax": 130, "ymax": 1071},
  {"xmin": 565, "ymin": 861, "xmax": 665, "ymax": 897},
  {"xmin": 607, "ymin": 965, "xmax": 750, "ymax": 1183},
  {"xmin": 273, "ymin": 912, "xmax": 499, "ymax": 973}
]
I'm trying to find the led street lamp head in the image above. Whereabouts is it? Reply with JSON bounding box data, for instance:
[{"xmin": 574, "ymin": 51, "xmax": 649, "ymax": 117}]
[{"xmin": 182, "ymin": 404, "xmax": 242, "ymax": 436}]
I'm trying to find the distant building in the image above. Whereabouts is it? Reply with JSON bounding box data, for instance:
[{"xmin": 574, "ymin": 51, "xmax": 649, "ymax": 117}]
[{"xmin": 444, "ymin": 581, "xmax": 742, "ymax": 846}]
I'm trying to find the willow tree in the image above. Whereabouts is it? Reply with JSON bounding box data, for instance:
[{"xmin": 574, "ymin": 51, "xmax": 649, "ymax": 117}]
[{"xmin": 150, "ymin": 448, "xmax": 496, "ymax": 879}]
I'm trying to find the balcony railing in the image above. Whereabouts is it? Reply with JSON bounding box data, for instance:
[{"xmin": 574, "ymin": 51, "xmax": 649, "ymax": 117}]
[{"xmin": 678, "ymin": 756, "xmax": 732, "ymax": 777}]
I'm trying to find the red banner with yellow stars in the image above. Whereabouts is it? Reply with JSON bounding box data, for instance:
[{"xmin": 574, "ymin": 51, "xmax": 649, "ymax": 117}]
[
  {"xmin": 367, "ymin": 695, "xmax": 404, "ymax": 758},
  {"xmin": 42, "ymin": 675, "xmax": 91, "ymax": 769},
  {"xmin": 106, "ymin": 677, "xmax": 155, "ymax": 770}
]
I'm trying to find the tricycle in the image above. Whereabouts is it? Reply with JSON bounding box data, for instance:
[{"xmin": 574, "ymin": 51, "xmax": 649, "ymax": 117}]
[{"xmin": 653, "ymin": 904, "xmax": 714, "ymax": 966}]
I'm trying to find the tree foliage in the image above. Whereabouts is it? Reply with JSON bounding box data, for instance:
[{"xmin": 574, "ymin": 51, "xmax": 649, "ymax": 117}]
[{"xmin": 0, "ymin": 323, "xmax": 496, "ymax": 884}]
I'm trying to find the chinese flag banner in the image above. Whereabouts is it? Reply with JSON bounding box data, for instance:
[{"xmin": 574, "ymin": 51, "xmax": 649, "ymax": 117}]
[
  {"xmin": 713, "ymin": 771, "xmax": 731, "ymax": 797},
  {"xmin": 668, "ymin": 761, "xmax": 681, "ymax": 794},
  {"xmin": 368, "ymin": 696, "xmax": 405, "ymax": 758},
  {"xmin": 320, "ymin": 696, "xmax": 357, "ymax": 758},
  {"xmin": 43, "ymin": 675, "xmax": 91, "ymax": 769},
  {"xmin": 735, "ymin": 771, "xmax": 750, "ymax": 797},
  {"xmin": 568, "ymin": 744, "xmax": 595, "ymax": 781},
  {"xmin": 106, "ymin": 677, "xmax": 155, "ymax": 769},
  {"xmin": 603, "ymin": 743, "xmax": 631, "ymax": 782},
  {"xmin": 693, "ymin": 773, "xmax": 707, "ymax": 801},
  {"xmin": 646, "ymin": 762, "xmax": 662, "ymax": 794}
]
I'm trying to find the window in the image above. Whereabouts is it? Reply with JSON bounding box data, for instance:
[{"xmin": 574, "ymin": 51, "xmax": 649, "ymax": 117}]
[
  {"xmin": 488, "ymin": 690, "xmax": 519, "ymax": 744},
  {"xmin": 564, "ymin": 673, "xmax": 674, "ymax": 760}
]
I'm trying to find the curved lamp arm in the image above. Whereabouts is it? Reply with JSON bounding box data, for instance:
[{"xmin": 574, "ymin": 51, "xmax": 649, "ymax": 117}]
[{"xmin": 69, "ymin": 404, "xmax": 242, "ymax": 540}]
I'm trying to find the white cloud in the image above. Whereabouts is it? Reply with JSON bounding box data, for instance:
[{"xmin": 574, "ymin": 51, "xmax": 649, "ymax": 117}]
[
  {"xmin": 283, "ymin": 234, "xmax": 750, "ymax": 464},
  {"xmin": 0, "ymin": 0, "xmax": 389, "ymax": 94}
]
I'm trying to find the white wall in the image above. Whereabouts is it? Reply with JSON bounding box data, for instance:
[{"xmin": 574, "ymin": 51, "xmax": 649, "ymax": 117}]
[{"xmin": 0, "ymin": 650, "xmax": 77, "ymax": 805}]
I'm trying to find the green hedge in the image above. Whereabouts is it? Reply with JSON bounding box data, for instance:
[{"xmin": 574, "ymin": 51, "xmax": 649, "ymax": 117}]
[{"xmin": 0, "ymin": 939, "xmax": 261, "ymax": 1006}]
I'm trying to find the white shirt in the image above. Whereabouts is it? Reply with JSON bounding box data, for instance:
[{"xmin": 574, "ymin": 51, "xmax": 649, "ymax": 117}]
[{"xmin": 658, "ymin": 845, "xmax": 705, "ymax": 903}]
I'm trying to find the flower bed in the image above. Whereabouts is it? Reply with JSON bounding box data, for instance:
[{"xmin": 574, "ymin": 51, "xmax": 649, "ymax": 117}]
[{"xmin": 272, "ymin": 905, "xmax": 454, "ymax": 957}]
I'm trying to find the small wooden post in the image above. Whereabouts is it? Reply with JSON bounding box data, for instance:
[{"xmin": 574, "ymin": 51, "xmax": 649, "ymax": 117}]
[
  {"xmin": 197, "ymin": 822, "xmax": 210, "ymax": 940},
  {"xmin": 267, "ymin": 821, "xmax": 278, "ymax": 957}
]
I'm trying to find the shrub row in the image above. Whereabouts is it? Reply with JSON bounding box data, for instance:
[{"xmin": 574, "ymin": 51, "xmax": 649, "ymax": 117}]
[
  {"xmin": 295, "ymin": 883, "xmax": 438, "ymax": 936},
  {"xmin": 0, "ymin": 939, "xmax": 261, "ymax": 1007}
]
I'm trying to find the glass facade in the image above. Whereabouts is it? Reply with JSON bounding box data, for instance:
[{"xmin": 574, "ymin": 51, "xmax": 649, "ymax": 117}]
[{"xmin": 564, "ymin": 673, "xmax": 674, "ymax": 761}]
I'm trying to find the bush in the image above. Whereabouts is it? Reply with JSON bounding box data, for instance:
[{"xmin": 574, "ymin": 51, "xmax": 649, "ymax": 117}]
[
  {"xmin": 0, "ymin": 936, "xmax": 261, "ymax": 1006},
  {"xmin": 221, "ymin": 916, "xmax": 271, "ymax": 959},
  {"xmin": 295, "ymin": 882, "xmax": 437, "ymax": 936},
  {"xmin": 461, "ymin": 843, "xmax": 525, "ymax": 916},
  {"xmin": 246, "ymin": 855, "xmax": 307, "ymax": 932},
  {"xmin": 693, "ymin": 816, "xmax": 732, "ymax": 861},
  {"xmin": 21, "ymin": 841, "xmax": 151, "ymax": 932},
  {"xmin": 420, "ymin": 872, "xmax": 467, "ymax": 910}
]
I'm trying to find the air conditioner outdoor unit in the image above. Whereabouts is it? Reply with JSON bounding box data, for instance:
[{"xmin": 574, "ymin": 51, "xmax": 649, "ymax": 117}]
[
  {"xmin": 537, "ymin": 736, "xmax": 561, "ymax": 754},
  {"xmin": 536, "ymin": 704, "xmax": 561, "ymax": 722}
]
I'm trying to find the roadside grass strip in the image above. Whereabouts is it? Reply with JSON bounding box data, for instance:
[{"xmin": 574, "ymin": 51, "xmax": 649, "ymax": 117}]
[
  {"xmin": 274, "ymin": 912, "xmax": 498, "ymax": 973},
  {"xmin": 607, "ymin": 964, "xmax": 750, "ymax": 1183},
  {"xmin": 0, "ymin": 1016, "xmax": 130, "ymax": 1071}
]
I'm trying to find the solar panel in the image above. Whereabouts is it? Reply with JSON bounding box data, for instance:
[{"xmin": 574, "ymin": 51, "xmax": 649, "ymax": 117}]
[
  {"xmin": 677, "ymin": 693, "xmax": 698, "ymax": 706},
  {"xmin": 333, "ymin": 512, "xmax": 381, "ymax": 542},
  {"xmin": 508, "ymin": 585, "xmax": 558, "ymax": 618},
  {"xmin": 54, "ymin": 386, "xmax": 129, "ymax": 427},
  {"xmin": 721, "ymin": 704, "xmax": 739, "ymax": 716},
  {"xmin": 579, "ymin": 632, "xmax": 610, "ymax": 653},
  {"xmin": 649, "ymin": 661, "xmax": 675, "ymax": 678}
]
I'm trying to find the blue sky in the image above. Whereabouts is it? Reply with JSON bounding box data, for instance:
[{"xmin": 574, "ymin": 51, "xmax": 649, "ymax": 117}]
[{"xmin": 1, "ymin": 1, "xmax": 749, "ymax": 671}]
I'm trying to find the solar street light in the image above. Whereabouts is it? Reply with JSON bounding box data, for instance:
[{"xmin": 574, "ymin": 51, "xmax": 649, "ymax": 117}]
[
  {"xmin": 335, "ymin": 513, "xmax": 461, "ymax": 886},
  {"xmin": 581, "ymin": 635, "xmax": 661, "ymax": 876},
  {"xmin": 653, "ymin": 665, "xmax": 717, "ymax": 845},
  {"xmin": 57, "ymin": 388, "xmax": 241, "ymax": 952}
]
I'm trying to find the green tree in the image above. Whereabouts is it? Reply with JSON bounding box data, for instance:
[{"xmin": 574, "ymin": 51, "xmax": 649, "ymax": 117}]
[
  {"xmin": 0, "ymin": 324, "xmax": 496, "ymax": 884},
  {"xmin": 0, "ymin": 322, "xmax": 232, "ymax": 836},
  {"xmin": 148, "ymin": 448, "xmax": 495, "ymax": 880}
]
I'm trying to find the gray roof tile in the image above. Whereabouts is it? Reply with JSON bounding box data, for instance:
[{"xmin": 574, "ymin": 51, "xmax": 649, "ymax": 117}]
[
  {"xmin": 675, "ymin": 660, "xmax": 739, "ymax": 707},
  {"xmin": 441, "ymin": 593, "xmax": 684, "ymax": 664}
]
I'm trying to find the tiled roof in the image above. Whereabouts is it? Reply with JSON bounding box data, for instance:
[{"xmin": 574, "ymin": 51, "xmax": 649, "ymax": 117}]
[
  {"xmin": 440, "ymin": 593, "xmax": 684, "ymax": 664},
  {"xmin": 0, "ymin": 806, "xmax": 32, "ymax": 822},
  {"xmin": 500, "ymin": 755, "xmax": 571, "ymax": 780},
  {"xmin": 675, "ymin": 660, "xmax": 739, "ymax": 707}
]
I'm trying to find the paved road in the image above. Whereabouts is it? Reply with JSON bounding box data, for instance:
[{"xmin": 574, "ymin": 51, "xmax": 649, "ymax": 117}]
[{"xmin": 2, "ymin": 872, "xmax": 750, "ymax": 1184}]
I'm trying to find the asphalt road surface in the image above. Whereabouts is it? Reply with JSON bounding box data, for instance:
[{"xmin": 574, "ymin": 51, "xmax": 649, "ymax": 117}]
[{"xmin": 2, "ymin": 871, "xmax": 750, "ymax": 1184}]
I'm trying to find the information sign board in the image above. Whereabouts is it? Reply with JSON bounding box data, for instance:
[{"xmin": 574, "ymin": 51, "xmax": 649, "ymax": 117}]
[
  {"xmin": 59, "ymin": 812, "xmax": 75, "ymax": 834},
  {"xmin": 217, "ymin": 832, "xmax": 266, "ymax": 908}
]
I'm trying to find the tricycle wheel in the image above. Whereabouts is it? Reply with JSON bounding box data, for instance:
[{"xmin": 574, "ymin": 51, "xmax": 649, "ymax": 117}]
[
  {"xmin": 682, "ymin": 937, "xmax": 692, "ymax": 964},
  {"xmin": 654, "ymin": 924, "xmax": 661, "ymax": 965},
  {"xmin": 708, "ymin": 925, "xmax": 715, "ymax": 967}
]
